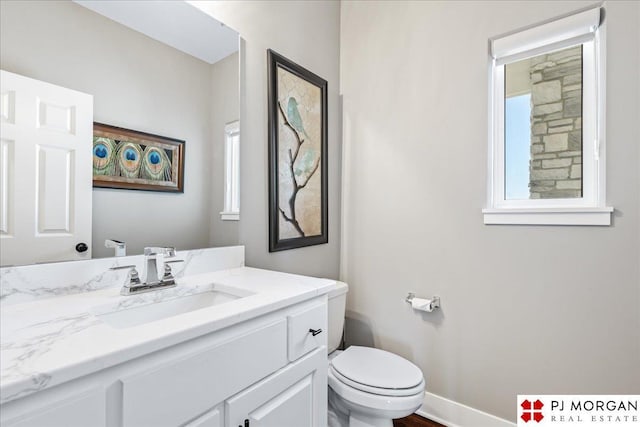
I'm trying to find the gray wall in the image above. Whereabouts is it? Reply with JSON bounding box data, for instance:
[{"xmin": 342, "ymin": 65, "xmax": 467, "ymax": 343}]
[
  {"xmin": 340, "ymin": 0, "xmax": 640, "ymax": 422},
  {"xmin": 194, "ymin": 1, "xmax": 342, "ymax": 279},
  {"xmin": 210, "ymin": 52, "xmax": 240, "ymax": 247},
  {"xmin": 0, "ymin": 0, "xmax": 237, "ymax": 258}
]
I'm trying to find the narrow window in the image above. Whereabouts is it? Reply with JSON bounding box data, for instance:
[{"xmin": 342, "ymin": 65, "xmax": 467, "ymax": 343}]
[{"xmin": 221, "ymin": 121, "xmax": 240, "ymax": 220}]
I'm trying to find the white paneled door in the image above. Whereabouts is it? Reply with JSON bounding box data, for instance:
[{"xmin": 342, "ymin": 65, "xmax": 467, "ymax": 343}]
[{"xmin": 0, "ymin": 70, "xmax": 93, "ymax": 266}]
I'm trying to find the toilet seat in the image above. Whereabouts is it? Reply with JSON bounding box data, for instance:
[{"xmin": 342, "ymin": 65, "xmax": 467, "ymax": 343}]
[
  {"xmin": 329, "ymin": 346, "xmax": 424, "ymax": 397},
  {"xmin": 330, "ymin": 365, "xmax": 425, "ymax": 397}
]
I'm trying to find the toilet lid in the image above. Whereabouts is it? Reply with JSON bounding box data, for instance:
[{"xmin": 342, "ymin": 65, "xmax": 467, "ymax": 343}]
[{"xmin": 330, "ymin": 346, "xmax": 423, "ymax": 391}]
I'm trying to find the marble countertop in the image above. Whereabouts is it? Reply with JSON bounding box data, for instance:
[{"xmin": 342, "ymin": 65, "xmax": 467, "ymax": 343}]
[{"xmin": 0, "ymin": 266, "xmax": 336, "ymax": 404}]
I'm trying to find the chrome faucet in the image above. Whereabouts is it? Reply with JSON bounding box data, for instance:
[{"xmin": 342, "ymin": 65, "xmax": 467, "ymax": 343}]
[
  {"xmin": 110, "ymin": 246, "xmax": 184, "ymax": 296},
  {"xmin": 143, "ymin": 246, "xmax": 177, "ymax": 285},
  {"xmin": 105, "ymin": 239, "xmax": 126, "ymax": 257}
]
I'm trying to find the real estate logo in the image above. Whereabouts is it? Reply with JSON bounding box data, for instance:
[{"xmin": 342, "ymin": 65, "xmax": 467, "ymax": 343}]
[
  {"xmin": 521, "ymin": 399, "xmax": 544, "ymax": 423},
  {"xmin": 517, "ymin": 395, "xmax": 639, "ymax": 426}
]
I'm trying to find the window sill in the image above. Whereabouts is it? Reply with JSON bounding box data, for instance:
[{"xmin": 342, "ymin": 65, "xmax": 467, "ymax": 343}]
[
  {"xmin": 482, "ymin": 207, "xmax": 613, "ymax": 226},
  {"xmin": 220, "ymin": 212, "xmax": 239, "ymax": 221}
]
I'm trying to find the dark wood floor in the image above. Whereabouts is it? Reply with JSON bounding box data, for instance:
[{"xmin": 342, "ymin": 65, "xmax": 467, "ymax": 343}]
[{"xmin": 393, "ymin": 414, "xmax": 446, "ymax": 427}]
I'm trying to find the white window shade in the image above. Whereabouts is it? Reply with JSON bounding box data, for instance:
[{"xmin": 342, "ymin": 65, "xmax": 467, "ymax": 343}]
[{"xmin": 491, "ymin": 7, "xmax": 601, "ymax": 64}]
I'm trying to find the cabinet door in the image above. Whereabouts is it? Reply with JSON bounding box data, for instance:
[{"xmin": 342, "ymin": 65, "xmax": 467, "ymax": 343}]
[
  {"xmin": 226, "ymin": 349, "xmax": 327, "ymax": 427},
  {"xmin": 121, "ymin": 320, "xmax": 287, "ymax": 427},
  {"xmin": 3, "ymin": 388, "xmax": 104, "ymax": 427},
  {"xmin": 184, "ymin": 405, "xmax": 222, "ymax": 427}
]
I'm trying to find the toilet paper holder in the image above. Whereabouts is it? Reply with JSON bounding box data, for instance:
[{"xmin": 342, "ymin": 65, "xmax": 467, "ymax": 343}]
[{"xmin": 405, "ymin": 292, "xmax": 440, "ymax": 311}]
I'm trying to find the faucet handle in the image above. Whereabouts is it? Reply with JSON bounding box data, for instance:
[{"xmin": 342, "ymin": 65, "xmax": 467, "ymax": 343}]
[
  {"xmin": 162, "ymin": 259, "xmax": 184, "ymax": 280},
  {"xmin": 110, "ymin": 264, "xmax": 137, "ymax": 270},
  {"xmin": 110, "ymin": 265, "xmax": 141, "ymax": 287}
]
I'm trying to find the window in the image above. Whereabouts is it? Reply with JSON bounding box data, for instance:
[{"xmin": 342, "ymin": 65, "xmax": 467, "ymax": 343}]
[
  {"xmin": 221, "ymin": 121, "xmax": 240, "ymax": 221},
  {"xmin": 505, "ymin": 93, "xmax": 532, "ymax": 200},
  {"xmin": 484, "ymin": 6, "xmax": 612, "ymax": 225}
]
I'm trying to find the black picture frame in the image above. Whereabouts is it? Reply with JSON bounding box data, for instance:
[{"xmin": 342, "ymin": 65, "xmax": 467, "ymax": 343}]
[{"xmin": 267, "ymin": 49, "xmax": 328, "ymax": 252}]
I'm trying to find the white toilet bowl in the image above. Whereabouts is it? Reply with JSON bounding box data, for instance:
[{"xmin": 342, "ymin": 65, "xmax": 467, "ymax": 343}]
[{"xmin": 327, "ymin": 346, "xmax": 425, "ymax": 427}]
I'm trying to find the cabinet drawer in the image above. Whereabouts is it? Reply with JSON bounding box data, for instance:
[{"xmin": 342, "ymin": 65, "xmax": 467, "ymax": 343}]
[
  {"xmin": 121, "ymin": 320, "xmax": 287, "ymax": 427},
  {"xmin": 287, "ymin": 302, "xmax": 327, "ymax": 362}
]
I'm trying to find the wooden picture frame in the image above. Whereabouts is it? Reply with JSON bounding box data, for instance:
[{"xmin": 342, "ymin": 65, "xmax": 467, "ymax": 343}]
[
  {"xmin": 268, "ymin": 49, "xmax": 328, "ymax": 252},
  {"xmin": 92, "ymin": 123, "xmax": 185, "ymax": 193}
]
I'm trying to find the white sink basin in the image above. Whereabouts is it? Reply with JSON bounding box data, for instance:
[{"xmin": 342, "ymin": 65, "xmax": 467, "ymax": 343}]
[{"xmin": 93, "ymin": 285, "xmax": 250, "ymax": 329}]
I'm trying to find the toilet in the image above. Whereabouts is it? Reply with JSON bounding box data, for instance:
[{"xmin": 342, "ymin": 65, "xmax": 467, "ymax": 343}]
[{"xmin": 327, "ymin": 282, "xmax": 425, "ymax": 427}]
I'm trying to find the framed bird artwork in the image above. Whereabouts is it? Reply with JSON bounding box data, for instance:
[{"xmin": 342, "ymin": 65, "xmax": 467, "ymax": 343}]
[
  {"xmin": 92, "ymin": 123, "xmax": 184, "ymax": 193},
  {"xmin": 267, "ymin": 49, "xmax": 328, "ymax": 252}
]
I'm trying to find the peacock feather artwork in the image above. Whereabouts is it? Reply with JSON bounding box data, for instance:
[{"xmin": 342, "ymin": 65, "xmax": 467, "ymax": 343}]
[
  {"xmin": 141, "ymin": 147, "xmax": 172, "ymax": 181},
  {"xmin": 268, "ymin": 50, "xmax": 328, "ymax": 251},
  {"xmin": 93, "ymin": 137, "xmax": 117, "ymax": 176},
  {"xmin": 115, "ymin": 142, "xmax": 143, "ymax": 178},
  {"xmin": 92, "ymin": 123, "xmax": 184, "ymax": 193}
]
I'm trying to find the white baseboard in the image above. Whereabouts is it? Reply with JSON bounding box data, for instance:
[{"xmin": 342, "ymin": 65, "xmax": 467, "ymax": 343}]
[{"xmin": 417, "ymin": 391, "xmax": 515, "ymax": 427}]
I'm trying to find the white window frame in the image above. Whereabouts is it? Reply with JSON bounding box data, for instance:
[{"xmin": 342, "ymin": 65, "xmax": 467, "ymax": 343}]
[
  {"xmin": 483, "ymin": 6, "xmax": 613, "ymax": 225},
  {"xmin": 220, "ymin": 121, "xmax": 240, "ymax": 221}
]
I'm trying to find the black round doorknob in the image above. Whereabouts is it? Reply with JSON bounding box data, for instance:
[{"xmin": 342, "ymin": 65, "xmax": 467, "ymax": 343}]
[{"xmin": 75, "ymin": 242, "xmax": 88, "ymax": 253}]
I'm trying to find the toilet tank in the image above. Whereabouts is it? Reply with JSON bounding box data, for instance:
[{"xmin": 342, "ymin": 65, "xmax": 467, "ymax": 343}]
[{"xmin": 327, "ymin": 281, "xmax": 349, "ymax": 354}]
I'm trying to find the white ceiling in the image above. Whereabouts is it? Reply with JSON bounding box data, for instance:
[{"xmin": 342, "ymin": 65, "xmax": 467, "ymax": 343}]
[{"xmin": 74, "ymin": 0, "xmax": 238, "ymax": 65}]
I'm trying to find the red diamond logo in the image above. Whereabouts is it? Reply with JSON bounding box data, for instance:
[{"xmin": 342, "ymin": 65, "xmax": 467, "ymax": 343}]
[{"xmin": 521, "ymin": 399, "xmax": 544, "ymax": 423}]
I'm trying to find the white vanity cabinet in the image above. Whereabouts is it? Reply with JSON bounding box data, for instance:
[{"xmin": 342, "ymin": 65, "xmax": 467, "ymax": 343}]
[{"xmin": 0, "ymin": 297, "xmax": 328, "ymax": 427}]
